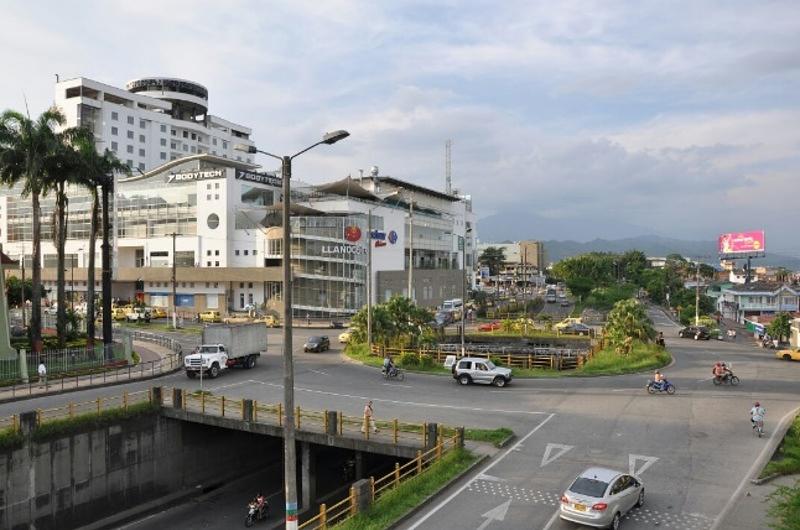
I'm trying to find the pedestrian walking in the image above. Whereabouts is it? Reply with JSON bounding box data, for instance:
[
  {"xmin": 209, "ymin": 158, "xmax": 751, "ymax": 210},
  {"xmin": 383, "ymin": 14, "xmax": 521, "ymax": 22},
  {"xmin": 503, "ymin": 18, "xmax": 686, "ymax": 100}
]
[
  {"xmin": 361, "ymin": 400, "xmax": 378, "ymax": 434},
  {"xmin": 37, "ymin": 360, "xmax": 47, "ymax": 387}
]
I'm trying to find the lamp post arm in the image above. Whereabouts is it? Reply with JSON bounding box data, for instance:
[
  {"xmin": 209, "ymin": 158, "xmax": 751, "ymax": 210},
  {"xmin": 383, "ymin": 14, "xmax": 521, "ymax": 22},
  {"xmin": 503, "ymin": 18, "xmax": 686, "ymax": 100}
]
[
  {"xmin": 254, "ymin": 149, "xmax": 283, "ymax": 161},
  {"xmin": 290, "ymin": 141, "xmax": 326, "ymax": 160}
]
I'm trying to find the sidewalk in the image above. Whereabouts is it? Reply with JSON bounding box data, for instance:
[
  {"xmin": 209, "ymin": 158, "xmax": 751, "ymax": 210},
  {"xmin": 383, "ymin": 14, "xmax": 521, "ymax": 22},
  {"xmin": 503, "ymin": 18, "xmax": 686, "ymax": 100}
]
[
  {"xmin": 0, "ymin": 340, "xmax": 178, "ymax": 403},
  {"xmin": 720, "ymin": 473, "xmax": 797, "ymax": 529}
]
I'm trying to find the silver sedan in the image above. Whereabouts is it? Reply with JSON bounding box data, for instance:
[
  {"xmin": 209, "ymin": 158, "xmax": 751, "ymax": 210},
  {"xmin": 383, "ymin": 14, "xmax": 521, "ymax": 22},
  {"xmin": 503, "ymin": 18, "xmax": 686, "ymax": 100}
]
[{"xmin": 559, "ymin": 467, "xmax": 644, "ymax": 529}]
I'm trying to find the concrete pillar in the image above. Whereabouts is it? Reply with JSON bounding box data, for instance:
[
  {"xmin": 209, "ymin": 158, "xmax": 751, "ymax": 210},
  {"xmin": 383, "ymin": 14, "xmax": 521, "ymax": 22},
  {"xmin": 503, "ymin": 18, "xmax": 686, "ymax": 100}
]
[
  {"xmin": 300, "ymin": 442, "xmax": 316, "ymax": 510},
  {"xmin": 354, "ymin": 450, "xmax": 364, "ymax": 480},
  {"xmin": 326, "ymin": 411, "xmax": 338, "ymax": 435},
  {"xmin": 151, "ymin": 386, "xmax": 163, "ymax": 407},
  {"xmin": 352, "ymin": 479, "xmax": 373, "ymax": 514},
  {"xmin": 172, "ymin": 388, "xmax": 183, "ymax": 409},
  {"xmin": 18, "ymin": 348, "xmax": 29, "ymax": 384},
  {"xmin": 425, "ymin": 423, "xmax": 438, "ymax": 451},
  {"xmin": 456, "ymin": 426, "xmax": 465, "ymax": 448},
  {"xmin": 242, "ymin": 399, "xmax": 254, "ymax": 422},
  {"xmin": 123, "ymin": 333, "xmax": 133, "ymax": 364},
  {"xmin": 18, "ymin": 411, "xmax": 37, "ymax": 436}
]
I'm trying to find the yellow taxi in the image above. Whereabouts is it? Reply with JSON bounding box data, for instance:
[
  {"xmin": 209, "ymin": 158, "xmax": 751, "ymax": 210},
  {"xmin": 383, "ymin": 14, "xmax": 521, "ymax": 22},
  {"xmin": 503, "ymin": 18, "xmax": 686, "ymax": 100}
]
[
  {"xmin": 112, "ymin": 307, "xmax": 128, "ymax": 321},
  {"xmin": 199, "ymin": 310, "xmax": 222, "ymax": 323},
  {"xmin": 151, "ymin": 307, "xmax": 167, "ymax": 319},
  {"xmin": 777, "ymin": 348, "xmax": 800, "ymax": 361},
  {"xmin": 254, "ymin": 315, "xmax": 280, "ymax": 327},
  {"xmin": 338, "ymin": 331, "xmax": 352, "ymax": 344}
]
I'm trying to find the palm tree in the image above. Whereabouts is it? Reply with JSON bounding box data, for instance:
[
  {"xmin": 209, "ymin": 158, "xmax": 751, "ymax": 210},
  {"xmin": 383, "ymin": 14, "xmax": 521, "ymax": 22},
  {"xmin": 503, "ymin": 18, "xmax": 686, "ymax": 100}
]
[
  {"xmin": 73, "ymin": 132, "xmax": 128, "ymax": 357},
  {"xmin": 0, "ymin": 108, "xmax": 65, "ymax": 354}
]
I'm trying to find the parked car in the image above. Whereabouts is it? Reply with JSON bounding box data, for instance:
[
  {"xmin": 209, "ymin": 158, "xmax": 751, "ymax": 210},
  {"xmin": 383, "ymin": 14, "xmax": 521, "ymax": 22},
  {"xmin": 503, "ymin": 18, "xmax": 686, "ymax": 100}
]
[
  {"xmin": 151, "ymin": 307, "xmax": 167, "ymax": 319},
  {"xmin": 560, "ymin": 298, "xmax": 570, "ymax": 307},
  {"xmin": 126, "ymin": 306, "xmax": 151, "ymax": 323},
  {"xmin": 112, "ymin": 307, "xmax": 128, "ymax": 321},
  {"xmin": 223, "ymin": 314, "xmax": 251, "ymax": 324},
  {"xmin": 435, "ymin": 311, "xmax": 454, "ymax": 326},
  {"xmin": 452, "ymin": 357, "xmax": 512, "ymax": 387},
  {"xmin": 555, "ymin": 317, "xmax": 583, "ymax": 330},
  {"xmin": 777, "ymin": 348, "xmax": 800, "ymax": 361},
  {"xmin": 478, "ymin": 321, "xmax": 501, "ymax": 332},
  {"xmin": 304, "ymin": 336, "xmax": 330, "ymax": 352},
  {"xmin": 338, "ymin": 331, "xmax": 352, "ymax": 344},
  {"xmin": 560, "ymin": 466, "xmax": 644, "ymax": 529},
  {"xmin": 678, "ymin": 326, "xmax": 710, "ymax": 340},
  {"xmin": 561, "ymin": 323, "xmax": 592, "ymax": 336},
  {"xmin": 200, "ymin": 310, "xmax": 222, "ymax": 323}
]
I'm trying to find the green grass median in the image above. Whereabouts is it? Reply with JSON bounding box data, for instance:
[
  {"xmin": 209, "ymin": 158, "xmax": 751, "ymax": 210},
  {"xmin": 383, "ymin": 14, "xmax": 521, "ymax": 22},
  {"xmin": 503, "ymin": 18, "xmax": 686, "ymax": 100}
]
[
  {"xmin": 464, "ymin": 427, "xmax": 514, "ymax": 447},
  {"xmin": 762, "ymin": 414, "xmax": 800, "ymax": 479},
  {"xmin": 335, "ymin": 448, "xmax": 477, "ymax": 530}
]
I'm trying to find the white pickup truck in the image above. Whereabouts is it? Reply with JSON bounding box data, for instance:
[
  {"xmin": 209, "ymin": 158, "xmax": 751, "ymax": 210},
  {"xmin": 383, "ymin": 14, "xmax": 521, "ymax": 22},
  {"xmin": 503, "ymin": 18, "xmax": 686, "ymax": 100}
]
[{"xmin": 184, "ymin": 323, "xmax": 267, "ymax": 379}]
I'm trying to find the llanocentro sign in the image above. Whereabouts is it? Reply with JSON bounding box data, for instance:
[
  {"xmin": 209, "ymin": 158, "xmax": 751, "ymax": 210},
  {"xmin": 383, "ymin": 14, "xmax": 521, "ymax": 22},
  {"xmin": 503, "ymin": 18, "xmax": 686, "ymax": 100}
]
[{"xmin": 321, "ymin": 244, "xmax": 367, "ymax": 255}]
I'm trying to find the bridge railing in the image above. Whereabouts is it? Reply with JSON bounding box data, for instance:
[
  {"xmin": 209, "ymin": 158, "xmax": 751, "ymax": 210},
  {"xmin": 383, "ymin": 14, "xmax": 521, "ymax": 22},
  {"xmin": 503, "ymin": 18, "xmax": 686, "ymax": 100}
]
[
  {"xmin": 371, "ymin": 345, "xmax": 594, "ymax": 370},
  {"xmin": 299, "ymin": 431, "xmax": 462, "ymax": 530}
]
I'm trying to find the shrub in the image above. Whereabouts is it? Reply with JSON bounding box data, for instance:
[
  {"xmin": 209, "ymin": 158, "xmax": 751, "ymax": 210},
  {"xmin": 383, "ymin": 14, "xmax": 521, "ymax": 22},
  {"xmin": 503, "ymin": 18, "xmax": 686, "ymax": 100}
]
[
  {"xmin": 489, "ymin": 356, "xmax": 505, "ymax": 366},
  {"xmin": 418, "ymin": 354, "xmax": 435, "ymax": 369},
  {"xmin": 131, "ymin": 351, "xmax": 141, "ymax": 365},
  {"xmin": 32, "ymin": 401, "xmax": 158, "ymax": 442},
  {"xmin": 399, "ymin": 352, "xmax": 419, "ymax": 368}
]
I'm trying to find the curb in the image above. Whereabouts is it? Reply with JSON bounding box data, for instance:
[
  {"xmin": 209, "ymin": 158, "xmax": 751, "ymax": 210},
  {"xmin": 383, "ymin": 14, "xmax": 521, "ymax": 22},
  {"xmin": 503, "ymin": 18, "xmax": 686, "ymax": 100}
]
[
  {"xmin": 750, "ymin": 411, "xmax": 799, "ymax": 486},
  {"xmin": 387, "ymin": 452, "xmax": 489, "ymax": 530},
  {"xmin": 496, "ymin": 433, "xmax": 516, "ymax": 448}
]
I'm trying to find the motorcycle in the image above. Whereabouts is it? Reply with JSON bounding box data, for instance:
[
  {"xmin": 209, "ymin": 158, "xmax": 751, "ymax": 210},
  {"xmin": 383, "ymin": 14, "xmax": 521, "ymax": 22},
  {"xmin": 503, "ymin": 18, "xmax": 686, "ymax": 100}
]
[
  {"xmin": 245, "ymin": 499, "xmax": 269, "ymax": 527},
  {"xmin": 656, "ymin": 337, "xmax": 665, "ymax": 348},
  {"xmin": 382, "ymin": 366, "xmax": 405, "ymax": 381},
  {"xmin": 713, "ymin": 373, "xmax": 740, "ymax": 386},
  {"xmin": 646, "ymin": 379, "xmax": 676, "ymax": 395}
]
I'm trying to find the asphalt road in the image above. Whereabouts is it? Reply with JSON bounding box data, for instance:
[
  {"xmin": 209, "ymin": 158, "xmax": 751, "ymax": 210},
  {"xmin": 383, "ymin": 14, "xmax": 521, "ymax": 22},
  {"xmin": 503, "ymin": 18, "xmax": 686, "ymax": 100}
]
[{"xmin": 4, "ymin": 311, "xmax": 798, "ymax": 530}]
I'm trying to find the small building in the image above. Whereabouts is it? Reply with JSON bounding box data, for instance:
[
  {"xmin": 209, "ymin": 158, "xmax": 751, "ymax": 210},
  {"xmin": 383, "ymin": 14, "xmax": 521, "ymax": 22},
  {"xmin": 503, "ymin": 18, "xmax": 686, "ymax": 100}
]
[{"xmin": 718, "ymin": 282, "xmax": 800, "ymax": 323}]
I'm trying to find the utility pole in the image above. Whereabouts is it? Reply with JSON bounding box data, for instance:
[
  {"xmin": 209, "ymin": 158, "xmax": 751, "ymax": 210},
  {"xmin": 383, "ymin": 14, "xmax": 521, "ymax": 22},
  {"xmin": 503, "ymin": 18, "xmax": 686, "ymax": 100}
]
[
  {"xmin": 695, "ymin": 261, "xmax": 700, "ymax": 326},
  {"xmin": 523, "ymin": 247, "xmax": 528, "ymax": 334},
  {"xmin": 460, "ymin": 235, "xmax": 466, "ymax": 356},
  {"xmin": 171, "ymin": 232, "xmax": 178, "ymax": 329},
  {"xmin": 20, "ymin": 249, "xmax": 26, "ymax": 327},
  {"xmin": 367, "ymin": 210, "xmax": 372, "ymax": 351},
  {"xmin": 407, "ymin": 195, "xmax": 414, "ymax": 302}
]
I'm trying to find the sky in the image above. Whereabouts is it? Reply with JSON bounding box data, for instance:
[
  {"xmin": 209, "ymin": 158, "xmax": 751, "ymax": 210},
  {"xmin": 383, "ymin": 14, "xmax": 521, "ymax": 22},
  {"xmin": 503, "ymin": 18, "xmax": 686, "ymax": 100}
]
[{"xmin": 1, "ymin": 0, "xmax": 799, "ymax": 254}]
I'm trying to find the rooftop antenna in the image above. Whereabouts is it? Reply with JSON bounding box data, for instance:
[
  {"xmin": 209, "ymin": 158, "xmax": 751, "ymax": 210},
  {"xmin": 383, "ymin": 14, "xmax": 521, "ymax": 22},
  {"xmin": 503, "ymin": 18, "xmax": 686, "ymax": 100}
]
[{"xmin": 445, "ymin": 139, "xmax": 452, "ymax": 194}]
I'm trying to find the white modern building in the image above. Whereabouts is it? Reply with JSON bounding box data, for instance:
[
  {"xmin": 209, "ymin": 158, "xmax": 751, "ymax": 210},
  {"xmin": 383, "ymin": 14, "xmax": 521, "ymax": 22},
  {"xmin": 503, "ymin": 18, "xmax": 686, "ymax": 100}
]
[
  {"xmin": 54, "ymin": 76, "xmax": 256, "ymax": 172},
  {"xmin": 0, "ymin": 76, "xmax": 478, "ymax": 318}
]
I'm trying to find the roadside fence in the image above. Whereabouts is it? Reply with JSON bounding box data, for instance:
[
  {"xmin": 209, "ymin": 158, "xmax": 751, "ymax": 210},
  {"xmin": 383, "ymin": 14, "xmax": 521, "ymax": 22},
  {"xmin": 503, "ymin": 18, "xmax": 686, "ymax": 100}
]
[{"xmin": 370, "ymin": 345, "xmax": 595, "ymax": 371}]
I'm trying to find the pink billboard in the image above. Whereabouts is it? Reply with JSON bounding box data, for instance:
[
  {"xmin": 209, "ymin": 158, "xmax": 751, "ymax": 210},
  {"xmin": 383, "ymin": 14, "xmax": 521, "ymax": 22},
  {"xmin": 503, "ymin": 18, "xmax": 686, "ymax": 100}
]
[{"xmin": 718, "ymin": 231, "xmax": 766, "ymax": 255}]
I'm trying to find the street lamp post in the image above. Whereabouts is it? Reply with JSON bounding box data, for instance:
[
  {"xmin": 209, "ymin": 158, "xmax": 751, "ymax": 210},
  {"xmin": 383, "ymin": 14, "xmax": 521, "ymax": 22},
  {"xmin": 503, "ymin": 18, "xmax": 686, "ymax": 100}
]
[
  {"xmin": 460, "ymin": 228, "xmax": 472, "ymax": 356},
  {"xmin": 236, "ymin": 130, "xmax": 349, "ymax": 530},
  {"xmin": 71, "ymin": 248, "xmax": 84, "ymax": 311}
]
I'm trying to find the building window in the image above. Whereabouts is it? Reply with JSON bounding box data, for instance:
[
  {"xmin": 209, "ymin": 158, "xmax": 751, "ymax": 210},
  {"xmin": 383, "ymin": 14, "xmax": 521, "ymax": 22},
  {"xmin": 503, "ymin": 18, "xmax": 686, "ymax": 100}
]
[
  {"xmin": 126, "ymin": 145, "xmax": 133, "ymax": 153},
  {"xmin": 160, "ymin": 124, "xmax": 167, "ymax": 133},
  {"xmin": 253, "ymin": 249, "xmax": 257, "ymax": 255},
  {"xmin": 139, "ymin": 134, "xmax": 145, "ymax": 143},
  {"xmin": 140, "ymin": 119, "xmax": 146, "ymax": 129},
  {"xmin": 235, "ymin": 250, "xmax": 240, "ymax": 256},
  {"xmin": 160, "ymin": 138, "xmax": 166, "ymax": 146},
  {"xmin": 111, "ymin": 141, "xmax": 118, "ymax": 152},
  {"xmin": 160, "ymin": 152, "xmax": 166, "ymax": 160},
  {"xmin": 212, "ymin": 138, "xmax": 217, "ymax": 145},
  {"xmin": 214, "ymin": 282, "xmax": 219, "ymax": 288},
  {"xmin": 215, "ymin": 250, "xmax": 220, "ymax": 256},
  {"xmin": 214, "ymin": 193, "xmax": 219, "ymax": 199},
  {"xmin": 182, "ymin": 131, "xmax": 188, "ymax": 138},
  {"xmin": 248, "ymin": 282, "xmax": 253, "ymax": 288},
  {"xmin": 127, "ymin": 116, "xmax": 134, "ymax": 125},
  {"xmin": 111, "ymin": 126, "xmax": 118, "ymax": 136},
  {"xmin": 248, "ymin": 293, "xmax": 253, "ymax": 305},
  {"xmin": 171, "ymin": 130, "xmax": 176, "ymax": 136},
  {"xmin": 215, "ymin": 261, "xmax": 220, "ymax": 267},
  {"xmin": 207, "ymin": 261, "xmax": 211, "ymax": 266},
  {"xmin": 240, "ymin": 293, "xmax": 245, "ymax": 308},
  {"xmin": 139, "ymin": 148, "xmax": 145, "ymax": 157},
  {"xmin": 385, "ymin": 289, "xmax": 392, "ymax": 301},
  {"xmin": 127, "ymin": 159, "xmax": 133, "ymax": 168},
  {"xmin": 244, "ymin": 250, "xmax": 249, "ymax": 256},
  {"xmin": 138, "ymin": 162, "xmax": 145, "ymax": 170},
  {"xmin": 127, "ymin": 130, "xmax": 134, "ymax": 139},
  {"xmin": 183, "ymin": 145, "xmax": 188, "ymax": 152},
  {"xmin": 206, "ymin": 250, "xmax": 211, "ymax": 256},
  {"xmin": 170, "ymin": 142, "xmax": 177, "ymax": 149},
  {"xmin": 207, "ymin": 214, "xmax": 220, "ymax": 229},
  {"xmin": 206, "ymin": 194, "xmax": 211, "ymax": 200},
  {"xmin": 222, "ymin": 140, "xmax": 228, "ymax": 149},
  {"xmin": 190, "ymin": 146, "xmax": 196, "ymax": 153},
  {"xmin": 239, "ymin": 282, "xmax": 244, "ymax": 288},
  {"xmin": 111, "ymin": 111, "xmax": 118, "ymax": 121},
  {"xmin": 214, "ymin": 182, "xmax": 219, "ymax": 189},
  {"xmin": 191, "ymin": 133, "xmax": 196, "ymax": 140}
]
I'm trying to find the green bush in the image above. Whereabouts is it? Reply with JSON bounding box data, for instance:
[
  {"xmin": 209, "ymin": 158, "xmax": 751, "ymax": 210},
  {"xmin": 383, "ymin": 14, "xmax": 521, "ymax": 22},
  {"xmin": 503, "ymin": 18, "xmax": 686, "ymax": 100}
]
[
  {"xmin": 489, "ymin": 356, "xmax": 505, "ymax": 366},
  {"xmin": 418, "ymin": 354, "xmax": 435, "ymax": 369},
  {"xmin": 131, "ymin": 351, "xmax": 141, "ymax": 365},
  {"xmin": 768, "ymin": 480, "xmax": 800, "ymax": 530},
  {"xmin": 399, "ymin": 352, "xmax": 420, "ymax": 368},
  {"xmin": 0, "ymin": 427, "xmax": 24, "ymax": 450}
]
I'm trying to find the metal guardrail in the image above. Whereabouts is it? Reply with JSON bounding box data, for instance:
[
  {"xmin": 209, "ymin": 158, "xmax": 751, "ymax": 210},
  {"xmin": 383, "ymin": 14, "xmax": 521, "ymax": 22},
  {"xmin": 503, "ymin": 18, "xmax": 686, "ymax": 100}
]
[
  {"xmin": 371, "ymin": 346, "xmax": 594, "ymax": 371},
  {"xmin": 112, "ymin": 328, "xmax": 183, "ymax": 356}
]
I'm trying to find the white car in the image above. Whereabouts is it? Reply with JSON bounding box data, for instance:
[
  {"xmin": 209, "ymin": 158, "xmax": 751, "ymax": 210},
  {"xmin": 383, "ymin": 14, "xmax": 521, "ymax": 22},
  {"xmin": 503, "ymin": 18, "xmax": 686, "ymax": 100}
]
[
  {"xmin": 560, "ymin": 467, "xmax": 644, "ymax": 529},
  {"xmin": 452, "ymin": 357, "xmax": 512, "ymax": 388}
]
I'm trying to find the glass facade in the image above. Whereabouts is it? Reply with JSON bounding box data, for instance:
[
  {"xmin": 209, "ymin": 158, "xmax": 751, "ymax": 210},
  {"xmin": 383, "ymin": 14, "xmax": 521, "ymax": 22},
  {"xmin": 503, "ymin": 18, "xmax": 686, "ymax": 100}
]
[
  {"xmin": 275, "ymin": 215, "xmax": 370, "ymax": 317},
  {"xmin": 116, "ymin": 179, "xmax": 197, "ymax": 238}
]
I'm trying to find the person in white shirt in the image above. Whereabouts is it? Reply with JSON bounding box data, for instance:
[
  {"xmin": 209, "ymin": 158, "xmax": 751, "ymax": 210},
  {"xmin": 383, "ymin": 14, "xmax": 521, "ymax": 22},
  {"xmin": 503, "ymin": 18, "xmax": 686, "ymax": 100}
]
[
  {"xmin": 37, "ymin": 361, "xmax": 47, "ymax": 387},
  {"xmin": 750, "ymin": 401, "xmax": 766, "ymax": 429}
]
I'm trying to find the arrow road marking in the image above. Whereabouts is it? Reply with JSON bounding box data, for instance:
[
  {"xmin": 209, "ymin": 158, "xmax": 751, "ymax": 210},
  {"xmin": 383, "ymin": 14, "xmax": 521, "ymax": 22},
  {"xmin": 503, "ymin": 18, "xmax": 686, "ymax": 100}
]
[
  {"xmin": 629, "ymin": 454, "xmax": 659, "ymax": 476},
  {"xmin": 477, "ymin": 473, "xmax": 506, "ymax": 483},
  {"xmin": 541, "ymin": 443, "xmax": 574, "ymax": 467},
  {"xmin": 476, "ymin": 499, "xmax": 511, "ymax": 530}
]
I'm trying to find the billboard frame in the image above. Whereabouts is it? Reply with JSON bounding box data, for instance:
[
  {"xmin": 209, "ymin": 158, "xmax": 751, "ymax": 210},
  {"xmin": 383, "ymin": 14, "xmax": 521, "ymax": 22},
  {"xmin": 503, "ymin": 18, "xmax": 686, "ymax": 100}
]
[{"xmin": 717, "ymin": 231, "xmax": 766, "ymax": 260}]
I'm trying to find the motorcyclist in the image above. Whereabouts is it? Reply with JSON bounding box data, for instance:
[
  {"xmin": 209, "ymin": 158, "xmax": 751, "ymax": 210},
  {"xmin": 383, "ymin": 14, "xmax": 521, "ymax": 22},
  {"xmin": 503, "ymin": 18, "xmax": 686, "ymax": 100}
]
[
  {"xmin": 255, "ymin": 492, "xmax": 267, "ymax": 518},
  {"xmin": 382, "ymin": 355, "xmax": 396, "ymax": 377},
  {"xmin": 656, "ymin": 332, "xmax": 665, "ymax": 347},
  {"xmin": 750, "ymin": 402, "xmax": 766, "ymax": 429},
  {"xmin": 653, "ymin": 369, "xmax": 665, "ymax": 391},
  {"xmin": 712, "ymin": 362, "xmax": 726, "ymax": 382}
]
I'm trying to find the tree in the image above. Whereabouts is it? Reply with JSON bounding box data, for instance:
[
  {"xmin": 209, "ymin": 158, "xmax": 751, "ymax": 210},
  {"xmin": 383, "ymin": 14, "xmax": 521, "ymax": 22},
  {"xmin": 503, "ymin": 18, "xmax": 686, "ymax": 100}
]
[
  {"xmin": 478, "ymin": 247, "xmax": 506, "ymax": 276},
  {"xmin": 776, "ymin": 268, "xmax": 791, "ymax": 284},
  {"xmin": 604, "ymin": 299, "xmax": 656, "ymax": 352},
  {"xmin": 552, "ymin": 253, "xmax": 616, "ymax": 288},
  {"xmin": 768, "ymin": 313, "xmax": 792, "ymax": 344},
  {"xmin": 349, "ymin": 297, "xmax": 433, "ymax": 348},
  {"xmin": 5, "ymin": 276, "xmax": 33, "ymax": 307},
  {"xmin": 72, "ymin": 130, "xmax": 128, "ymax": 348},
  {"xmin": 0, "ymin": 108, "xmax": 65, "ymax": 353},
  {"xmin": 620, "ymin": 250, "xmax": 647, "ymax": 284}
]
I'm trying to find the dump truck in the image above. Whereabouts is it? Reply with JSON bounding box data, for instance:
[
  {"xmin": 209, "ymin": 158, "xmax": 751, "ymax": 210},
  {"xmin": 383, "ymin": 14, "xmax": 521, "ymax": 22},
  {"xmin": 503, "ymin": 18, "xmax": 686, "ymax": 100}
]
[{"xmin": 183, "ymin": 323, "xmax": 268, "ymax": 378}]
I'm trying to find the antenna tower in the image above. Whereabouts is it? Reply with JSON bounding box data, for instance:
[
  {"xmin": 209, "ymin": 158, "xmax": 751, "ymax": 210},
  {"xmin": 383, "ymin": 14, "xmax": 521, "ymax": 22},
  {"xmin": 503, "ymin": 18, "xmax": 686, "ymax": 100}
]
[{"xmin": 445, "ymin": 139, "xmax": 452, "ymax": 194}]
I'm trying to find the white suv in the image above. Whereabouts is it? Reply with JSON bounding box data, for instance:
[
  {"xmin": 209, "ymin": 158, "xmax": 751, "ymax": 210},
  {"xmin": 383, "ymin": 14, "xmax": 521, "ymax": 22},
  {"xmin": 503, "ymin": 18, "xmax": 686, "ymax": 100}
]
[{"xmin": 452, "ymin": 357, "xmax": 512, "ymax": 388}]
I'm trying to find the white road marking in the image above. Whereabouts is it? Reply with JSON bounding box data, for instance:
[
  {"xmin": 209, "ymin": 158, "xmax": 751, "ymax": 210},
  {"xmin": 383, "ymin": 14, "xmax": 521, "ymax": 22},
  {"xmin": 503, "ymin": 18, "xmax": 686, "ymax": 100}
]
[
  {"xmin": 476, "ymin": 499, "xmax": 511, "ymax": 530},
  {"xmin": 476, "ymin": 473, "xmax": 506, "ymax": 483},
  {"xmin": 308, "ymin": 369, "xmax": 329, "ymax": 376},
  {"xmin": 629, "ymin": 454, "xmax": 659, "ymax": 476},
  {"xmin": 258, "ymin": 381, "xmax": 550, "ymax": 415},
  {"xmin": 406, "ymin": 413, "xmax": 555, "ymax": 530},
  {"xmin": 541, "ymin": 443, "xmax": 574, "ymax": 467},
  {"xmin": 542, "ymin": 507, "xmax": 561, "ymax": 530}
]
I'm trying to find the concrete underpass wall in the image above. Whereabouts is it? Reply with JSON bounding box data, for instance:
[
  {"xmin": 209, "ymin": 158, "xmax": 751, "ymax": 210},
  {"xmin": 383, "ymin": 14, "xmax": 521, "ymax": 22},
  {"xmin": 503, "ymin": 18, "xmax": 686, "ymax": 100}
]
[{"xmin": 0, "ymin": 414, "xmax": 278, "ymax": 530}]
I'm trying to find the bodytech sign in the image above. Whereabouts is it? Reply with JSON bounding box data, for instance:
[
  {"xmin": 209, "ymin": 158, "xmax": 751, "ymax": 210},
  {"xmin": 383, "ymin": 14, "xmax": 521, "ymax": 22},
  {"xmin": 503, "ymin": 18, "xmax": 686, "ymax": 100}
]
[{"xmin": 166, "ymin": 169, "xmax": 225, "ymax": 183}]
